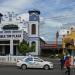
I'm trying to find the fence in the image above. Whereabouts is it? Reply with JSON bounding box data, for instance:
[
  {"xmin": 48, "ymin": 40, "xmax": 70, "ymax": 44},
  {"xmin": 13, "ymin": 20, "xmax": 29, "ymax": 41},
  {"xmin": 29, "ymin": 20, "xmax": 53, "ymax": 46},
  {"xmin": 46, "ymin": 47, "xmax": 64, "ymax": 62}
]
[{"xmin": 0, "ymin": 56, "xmax": 25, "ymax": 63}]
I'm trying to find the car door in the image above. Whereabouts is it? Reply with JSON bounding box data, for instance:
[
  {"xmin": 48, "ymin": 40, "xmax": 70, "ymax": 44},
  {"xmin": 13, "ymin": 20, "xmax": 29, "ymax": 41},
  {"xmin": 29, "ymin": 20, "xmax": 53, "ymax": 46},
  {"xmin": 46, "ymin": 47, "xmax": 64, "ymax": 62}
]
[
  {"xmin": 25, "ymin": 57, "xmax": 35, "ymax": 68},
  {"xmin": 33, "ymin": 58, "xmax": 44, "ymax": 68}
]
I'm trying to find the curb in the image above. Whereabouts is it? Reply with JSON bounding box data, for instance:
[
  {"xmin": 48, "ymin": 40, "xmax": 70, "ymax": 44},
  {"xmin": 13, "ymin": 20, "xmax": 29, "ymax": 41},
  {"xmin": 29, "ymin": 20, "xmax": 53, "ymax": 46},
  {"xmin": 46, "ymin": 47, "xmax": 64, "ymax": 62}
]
[{"xmin": 0, "ymin": 62, "xmax": 16, "ymax": 66}]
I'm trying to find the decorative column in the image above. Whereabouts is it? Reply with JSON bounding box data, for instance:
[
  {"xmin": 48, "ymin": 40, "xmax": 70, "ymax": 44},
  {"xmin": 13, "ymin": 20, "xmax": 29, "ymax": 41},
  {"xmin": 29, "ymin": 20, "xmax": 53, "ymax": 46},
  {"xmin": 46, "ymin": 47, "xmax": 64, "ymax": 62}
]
[
  {"xmin": 36, "ymin": 41, "xmax": 40, "ymax": 55},
  {"xmin": 10, "ymin": 40, "xmax": 13, "ymax": 55},
  {"xmin": 2, "ymin": 45, "xmax": 5, "ymax": 55},
  {"xmin": 16, "ymin": 46, "xmax": 19, "ymax": 55}
]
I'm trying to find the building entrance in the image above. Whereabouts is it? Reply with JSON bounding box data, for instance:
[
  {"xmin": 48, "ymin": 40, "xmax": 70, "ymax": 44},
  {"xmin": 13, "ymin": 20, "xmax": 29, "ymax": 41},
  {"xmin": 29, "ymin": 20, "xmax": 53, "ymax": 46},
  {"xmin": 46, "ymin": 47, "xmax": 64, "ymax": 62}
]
[
  {"xmin": 5, "ymin": 45, "xmax": 10, "ymax": 55},
  {"xmin": 13, "ymin": 45, "xmax": 16, "ymax": 55}
]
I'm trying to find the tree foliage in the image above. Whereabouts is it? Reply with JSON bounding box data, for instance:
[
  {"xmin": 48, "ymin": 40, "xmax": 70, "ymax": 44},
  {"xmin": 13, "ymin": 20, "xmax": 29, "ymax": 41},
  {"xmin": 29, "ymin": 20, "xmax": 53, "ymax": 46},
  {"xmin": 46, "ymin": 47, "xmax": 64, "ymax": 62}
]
[{"xmin": 18, "ymin": 40, "xmax": 35, "ymax": 55}]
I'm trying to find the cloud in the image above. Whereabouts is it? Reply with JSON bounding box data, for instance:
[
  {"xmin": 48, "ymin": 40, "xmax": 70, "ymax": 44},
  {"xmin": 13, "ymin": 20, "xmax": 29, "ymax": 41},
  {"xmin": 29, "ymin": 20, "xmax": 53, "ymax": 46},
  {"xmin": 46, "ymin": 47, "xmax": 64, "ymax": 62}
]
[
  {"xmin": 40, "ymin": 18, "xmax": 62, "ymax": 28},
  {"xmin": 0, "ymin": 0, "xmax": 37, "ymax": 15},
  {"xmin": 0, "ymin": 0, "xmax": 37, "ymax": 11},
  {"xmin": 45, "ymin": 19, "xmax": 62, "ymax": 28},
  {"xmin": 17, "ymin": 13, "xmax": 29, "ymax": 21},
  {"xmin": 49, "ymin": 1, "xmax": 75, "ymax": 25},
  {"xmin": 0, "ymin": 7, "xmax": 18, "ymax": 14},
  {"xmin": 51, "ymin": 8, "xmax": 75, "ymax": 24},
  {"xmin": 1, "ymin": 0, "xmax": 32, "ymax": 7}
]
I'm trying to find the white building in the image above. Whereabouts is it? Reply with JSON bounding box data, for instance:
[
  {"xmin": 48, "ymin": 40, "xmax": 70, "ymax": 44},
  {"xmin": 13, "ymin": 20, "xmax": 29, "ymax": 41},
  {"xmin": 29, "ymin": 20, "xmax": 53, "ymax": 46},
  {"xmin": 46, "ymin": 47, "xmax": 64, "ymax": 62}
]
[{"xmin": 0, "ymin": 10, "xmax": 40, "ymax": 56}]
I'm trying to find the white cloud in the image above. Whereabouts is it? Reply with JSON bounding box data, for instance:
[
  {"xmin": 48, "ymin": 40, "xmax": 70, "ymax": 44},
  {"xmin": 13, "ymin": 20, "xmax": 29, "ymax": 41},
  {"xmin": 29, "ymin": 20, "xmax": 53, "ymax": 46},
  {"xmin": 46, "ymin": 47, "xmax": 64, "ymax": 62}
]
[
  {"xmin": 0, "ymin": 0, "xmax": 38, "ymax": 15},
  {"xmin": 1, "ymin": 0, "xmax": 36, "ymax": 10},
  {"xmin": 51, "ymin": 10, "xmax": 75, "ymax": 24},
  {"xmin": 44, "ymin": 19, "xmax": 62, "ymax": 28},
  {"xmin": 0, "ymin": 7, "xmax": 18, "ymax": 14},
  {"xmin": 17, "ymin": 13, "xmax": 29, "ymax": 21}
]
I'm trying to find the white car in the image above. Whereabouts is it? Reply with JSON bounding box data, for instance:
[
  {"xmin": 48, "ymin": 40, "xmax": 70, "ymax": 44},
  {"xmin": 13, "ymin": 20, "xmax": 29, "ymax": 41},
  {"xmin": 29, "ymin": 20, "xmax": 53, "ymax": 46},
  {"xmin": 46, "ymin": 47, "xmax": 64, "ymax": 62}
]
[{"xmin": 16, "ymin": 56, "xmax": 53, "ymax": 70}]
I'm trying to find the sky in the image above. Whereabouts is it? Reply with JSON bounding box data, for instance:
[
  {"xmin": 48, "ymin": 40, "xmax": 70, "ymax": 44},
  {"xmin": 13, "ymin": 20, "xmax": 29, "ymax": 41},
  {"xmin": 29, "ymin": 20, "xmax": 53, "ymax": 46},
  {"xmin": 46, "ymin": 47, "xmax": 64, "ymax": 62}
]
[{"xmin": 0, "ymin": 0, "xmax": 75, "ymax": 43}]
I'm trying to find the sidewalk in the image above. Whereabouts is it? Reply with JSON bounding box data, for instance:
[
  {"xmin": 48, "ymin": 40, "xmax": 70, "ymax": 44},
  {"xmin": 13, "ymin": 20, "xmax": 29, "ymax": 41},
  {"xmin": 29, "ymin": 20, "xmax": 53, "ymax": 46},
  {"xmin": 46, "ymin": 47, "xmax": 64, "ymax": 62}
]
[{"xmin": 0, "ymin": 62, "xmax": 16, "ymax": 67}]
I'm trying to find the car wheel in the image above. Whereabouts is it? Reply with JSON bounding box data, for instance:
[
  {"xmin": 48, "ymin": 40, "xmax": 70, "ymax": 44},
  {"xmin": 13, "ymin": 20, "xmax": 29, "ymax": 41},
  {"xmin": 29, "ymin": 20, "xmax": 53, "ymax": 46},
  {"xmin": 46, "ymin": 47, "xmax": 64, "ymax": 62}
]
[
  {"xmin": 44, "ymin": 65, "xmax": 49, "ymax": 70},
  {"xmin": 21, "ymin": 64, "xmax": 27, "ymax": 70}
]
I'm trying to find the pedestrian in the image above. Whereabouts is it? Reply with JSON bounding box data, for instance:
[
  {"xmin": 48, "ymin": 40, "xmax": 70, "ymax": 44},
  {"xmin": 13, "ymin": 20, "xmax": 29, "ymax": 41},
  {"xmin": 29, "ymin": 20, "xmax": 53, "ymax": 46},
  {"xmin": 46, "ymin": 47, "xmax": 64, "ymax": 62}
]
[
  {"xmin": 60, "ymin": 57, "xmax": 64, "ymax": 70},
  {"xmin": 64, "ymin": 56, "xmax": 71, "ymax": 75}
]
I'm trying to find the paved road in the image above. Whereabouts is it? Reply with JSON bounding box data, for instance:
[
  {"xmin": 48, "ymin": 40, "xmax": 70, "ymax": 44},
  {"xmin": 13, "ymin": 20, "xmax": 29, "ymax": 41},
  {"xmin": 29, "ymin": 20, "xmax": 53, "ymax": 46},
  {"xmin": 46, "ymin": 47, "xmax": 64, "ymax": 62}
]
[
  {"xmin": 0, "ymin": 66, "xmax": 75, "ymax": 75},
  {"xmin": 0, "ymin": 66, "xmax": 64, "ymax": 75},
  {"xmin": 0, "ymin": 59, "xmax": 75, "ymax": 75}
]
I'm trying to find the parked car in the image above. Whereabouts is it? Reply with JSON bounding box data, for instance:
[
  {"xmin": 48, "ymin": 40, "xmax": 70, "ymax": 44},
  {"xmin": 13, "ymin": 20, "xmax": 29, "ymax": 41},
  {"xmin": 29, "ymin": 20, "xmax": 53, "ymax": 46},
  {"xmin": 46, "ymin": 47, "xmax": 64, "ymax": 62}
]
[{"xmin": 16, "ymin": 56, "xmax": 53, "ymax": 70}]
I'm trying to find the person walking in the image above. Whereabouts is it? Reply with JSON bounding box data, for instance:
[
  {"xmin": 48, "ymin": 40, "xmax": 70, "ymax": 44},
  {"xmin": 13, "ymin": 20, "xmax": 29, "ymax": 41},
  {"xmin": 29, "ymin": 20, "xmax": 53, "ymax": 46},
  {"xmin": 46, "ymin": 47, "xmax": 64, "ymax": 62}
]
[
  {"xmin": 65, "ymin": 56, "xmax": 71, "ymax": 75},
  {"xmin": 60, "ymin": 57, "xmax": 64, "ymax": 70}
]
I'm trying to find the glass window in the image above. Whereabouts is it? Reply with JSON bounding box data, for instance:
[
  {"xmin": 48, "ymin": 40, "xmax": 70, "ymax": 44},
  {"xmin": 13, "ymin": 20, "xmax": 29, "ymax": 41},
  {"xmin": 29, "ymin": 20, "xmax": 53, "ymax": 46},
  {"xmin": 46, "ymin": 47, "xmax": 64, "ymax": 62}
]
[
  {"xmin": 31, "ymin": 41, "xmax": 36, "ymax": 52},
  {"xmin": 31, "ymin": 24, "xmax": 36, "ymax": 34},
  {"xmin": 34, "ymin": 58, "xmax": 43, "ymax": 62},
  {"xmin": 25, "ymin": 57, "xmax": 33, "ymax": 62}
]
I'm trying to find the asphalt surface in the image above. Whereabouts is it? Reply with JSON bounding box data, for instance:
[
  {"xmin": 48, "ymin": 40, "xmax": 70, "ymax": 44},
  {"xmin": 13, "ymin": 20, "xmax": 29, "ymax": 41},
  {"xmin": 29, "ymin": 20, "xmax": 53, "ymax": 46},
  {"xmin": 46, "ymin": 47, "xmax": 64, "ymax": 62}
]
[
  {"xmin": 0, "ymin": 65, "xmax": 75, "ymax": 75},
  {"xmin": 0, "ymin": 58, "xmax": 75, "ymax": 75}
]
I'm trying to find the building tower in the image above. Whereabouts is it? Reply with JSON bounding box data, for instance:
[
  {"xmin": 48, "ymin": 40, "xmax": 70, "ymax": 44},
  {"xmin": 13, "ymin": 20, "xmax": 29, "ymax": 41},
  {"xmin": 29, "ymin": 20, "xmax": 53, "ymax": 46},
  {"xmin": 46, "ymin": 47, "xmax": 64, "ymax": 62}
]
[{"xmin": 28, "ymin": 10, "xmax": 40, "ymax": 55}]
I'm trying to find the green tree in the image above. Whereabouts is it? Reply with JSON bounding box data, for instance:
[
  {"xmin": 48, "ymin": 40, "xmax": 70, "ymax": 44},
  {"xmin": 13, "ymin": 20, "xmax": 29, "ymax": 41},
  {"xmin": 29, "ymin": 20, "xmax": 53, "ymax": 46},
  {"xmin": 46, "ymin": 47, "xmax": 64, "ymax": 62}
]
[{"xmin": 18, "ymin": 40, "xmax": 35, "ymax": 55}]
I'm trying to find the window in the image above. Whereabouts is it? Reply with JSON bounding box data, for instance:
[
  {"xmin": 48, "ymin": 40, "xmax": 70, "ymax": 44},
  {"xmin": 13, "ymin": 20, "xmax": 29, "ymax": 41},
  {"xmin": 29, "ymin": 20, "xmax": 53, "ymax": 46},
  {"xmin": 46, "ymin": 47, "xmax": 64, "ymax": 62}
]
[
  {"xmin": 34, "ymin": 58, "xmax": 43, "ymax": 62},
  {"xmin": 31, "ymin": 41, "xmax": 36, "ymax": 52},
  {"xmin": 31, "ymin": 24, "xmax": 36, "ymax": 34},
  {"xmin": 25, "ymin": 57, "xmax": 33, "ymax": 62}
]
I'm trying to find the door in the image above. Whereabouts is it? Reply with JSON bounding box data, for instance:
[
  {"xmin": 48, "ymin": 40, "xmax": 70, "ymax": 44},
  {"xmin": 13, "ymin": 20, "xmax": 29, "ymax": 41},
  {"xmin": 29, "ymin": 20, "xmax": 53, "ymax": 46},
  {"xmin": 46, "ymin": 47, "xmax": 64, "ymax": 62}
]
[
  {"xmin": 33, "ymin": 58, "xmax": 44, "ymax": 68},
  {"xmin": 25, "ymin": 57, "xmax": 35, "ymax": 68}
]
